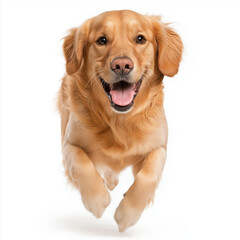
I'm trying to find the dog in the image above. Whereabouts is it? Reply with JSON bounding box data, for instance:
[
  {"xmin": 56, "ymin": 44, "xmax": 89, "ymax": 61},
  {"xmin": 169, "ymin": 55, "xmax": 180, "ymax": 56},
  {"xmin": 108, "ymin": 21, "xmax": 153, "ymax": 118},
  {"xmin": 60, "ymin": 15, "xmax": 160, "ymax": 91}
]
[{"xmin": 58, "ymin": 10, "xmax": 183, "ymax": 232}]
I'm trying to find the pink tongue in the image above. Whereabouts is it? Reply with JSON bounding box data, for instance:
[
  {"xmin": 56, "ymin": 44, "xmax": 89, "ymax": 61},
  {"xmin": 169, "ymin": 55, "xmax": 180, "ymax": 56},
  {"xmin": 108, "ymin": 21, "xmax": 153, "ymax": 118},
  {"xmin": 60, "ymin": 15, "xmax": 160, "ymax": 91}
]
[{"xmin": 110, "ymin": 86, "xmax": 135, "ymax": 106}]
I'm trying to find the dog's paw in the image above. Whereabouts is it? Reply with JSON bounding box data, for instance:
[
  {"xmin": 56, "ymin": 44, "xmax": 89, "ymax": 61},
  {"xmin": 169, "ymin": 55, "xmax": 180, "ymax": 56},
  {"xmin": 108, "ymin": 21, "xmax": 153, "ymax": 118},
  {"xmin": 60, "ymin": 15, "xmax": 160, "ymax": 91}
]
[
  {"xmin": 114, "ymin": 197, "xmax": 143, "ymax": 232},
  {"xmin": 104, "ymin": 171, "xmax": 119, "ymax": 191},
  {"xmin": 81, "ymin": 182, "xmax": 110, "ymax": 218}
]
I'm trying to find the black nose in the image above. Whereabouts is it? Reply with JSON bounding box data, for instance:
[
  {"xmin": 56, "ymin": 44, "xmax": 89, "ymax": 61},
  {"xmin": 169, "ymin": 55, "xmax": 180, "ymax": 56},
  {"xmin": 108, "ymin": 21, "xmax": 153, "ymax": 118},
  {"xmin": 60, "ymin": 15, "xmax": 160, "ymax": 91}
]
[{"xmin": 111, "ymin": 57, "xmax": 134, "ymax": 75}]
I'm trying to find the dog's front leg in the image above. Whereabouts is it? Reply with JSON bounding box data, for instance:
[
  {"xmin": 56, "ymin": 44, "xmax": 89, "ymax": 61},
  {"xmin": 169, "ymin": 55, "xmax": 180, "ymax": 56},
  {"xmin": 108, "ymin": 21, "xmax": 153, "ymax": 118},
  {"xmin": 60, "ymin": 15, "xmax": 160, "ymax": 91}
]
[
  {"xmin": 114, "ymin": 147, "xmax": 166, "ymax": 232},
  {"xmin": 63, "ymin": 143, "xmax": 110, "ymax": 218}
]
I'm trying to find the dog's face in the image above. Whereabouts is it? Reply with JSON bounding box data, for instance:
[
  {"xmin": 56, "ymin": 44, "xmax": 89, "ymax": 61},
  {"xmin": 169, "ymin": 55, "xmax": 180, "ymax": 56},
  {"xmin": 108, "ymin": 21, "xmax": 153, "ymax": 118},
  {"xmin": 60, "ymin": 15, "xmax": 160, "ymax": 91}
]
[{"xmin": 63, "ymin": 10, "xmax": 183, "ymax": 113}]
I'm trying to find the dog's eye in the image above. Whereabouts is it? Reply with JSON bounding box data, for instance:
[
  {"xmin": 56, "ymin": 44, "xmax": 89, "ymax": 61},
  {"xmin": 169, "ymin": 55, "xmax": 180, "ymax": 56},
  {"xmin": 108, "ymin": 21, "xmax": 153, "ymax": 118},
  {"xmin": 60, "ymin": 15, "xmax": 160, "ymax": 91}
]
[
  {"xmin": 97, "ymin": 37, "xmax": 107, "ymax": 45},
  {"xmin": 136, "ymin": 35, "xmax": 146, "ymax": 44}
]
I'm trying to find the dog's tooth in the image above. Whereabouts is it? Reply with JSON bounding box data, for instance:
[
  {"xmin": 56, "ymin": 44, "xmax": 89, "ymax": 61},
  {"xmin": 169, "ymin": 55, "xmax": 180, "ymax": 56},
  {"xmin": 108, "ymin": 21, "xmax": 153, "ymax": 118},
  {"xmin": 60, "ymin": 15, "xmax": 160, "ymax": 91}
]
[{"xmin": 133, "ymin": 83, "xmax": 137, "ymax": 92}]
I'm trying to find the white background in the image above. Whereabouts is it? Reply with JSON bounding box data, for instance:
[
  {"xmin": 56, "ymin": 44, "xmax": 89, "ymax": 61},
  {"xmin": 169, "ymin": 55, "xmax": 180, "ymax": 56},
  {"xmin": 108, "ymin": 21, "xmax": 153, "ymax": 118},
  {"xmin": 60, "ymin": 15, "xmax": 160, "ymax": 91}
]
[{"xmin": 1, "ymin": 0, "xmax": 240, "ymax": 239}]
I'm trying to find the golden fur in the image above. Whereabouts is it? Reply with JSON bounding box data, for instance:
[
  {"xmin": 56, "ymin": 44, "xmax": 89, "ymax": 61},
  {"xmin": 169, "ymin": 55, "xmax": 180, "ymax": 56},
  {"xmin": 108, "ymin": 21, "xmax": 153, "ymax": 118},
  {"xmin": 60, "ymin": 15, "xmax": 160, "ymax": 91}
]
[{"xmin": 58, "ymin": 10, "xmax": 183, "ymax": 232}]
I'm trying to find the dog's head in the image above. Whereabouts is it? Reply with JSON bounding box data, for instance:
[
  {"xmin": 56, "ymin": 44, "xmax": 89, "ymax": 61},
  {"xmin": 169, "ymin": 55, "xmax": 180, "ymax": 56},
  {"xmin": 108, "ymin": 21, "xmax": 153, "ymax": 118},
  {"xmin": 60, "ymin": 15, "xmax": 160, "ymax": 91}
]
[{"xmin": 63, "ymin": 10, "xmax": 183, "ymax": 114}]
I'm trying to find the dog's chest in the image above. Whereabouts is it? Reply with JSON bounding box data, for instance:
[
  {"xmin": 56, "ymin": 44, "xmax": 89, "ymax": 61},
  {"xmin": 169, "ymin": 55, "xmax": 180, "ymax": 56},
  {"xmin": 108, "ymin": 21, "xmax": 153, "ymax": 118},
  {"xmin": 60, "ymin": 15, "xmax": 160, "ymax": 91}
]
[{"xmin": 64, "ymin": 112, "xmax": 167, "ymax": 170}]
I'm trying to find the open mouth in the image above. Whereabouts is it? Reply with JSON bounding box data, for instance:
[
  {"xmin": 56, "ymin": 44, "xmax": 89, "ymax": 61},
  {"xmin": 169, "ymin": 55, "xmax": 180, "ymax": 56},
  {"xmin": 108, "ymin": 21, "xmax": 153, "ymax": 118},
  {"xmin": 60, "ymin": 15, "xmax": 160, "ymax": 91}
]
[{"xmin": 100, "ymin": 77, "xmax": 142, "ymax": 112}]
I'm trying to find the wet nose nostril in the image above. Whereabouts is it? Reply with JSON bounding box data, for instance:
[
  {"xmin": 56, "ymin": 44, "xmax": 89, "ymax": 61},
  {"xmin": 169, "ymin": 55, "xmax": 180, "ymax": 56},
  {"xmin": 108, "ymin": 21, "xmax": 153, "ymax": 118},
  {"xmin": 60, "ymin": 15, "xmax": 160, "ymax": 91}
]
[{"xmin": 111, "ymin": 57, "xmax": 134, "ymax": 75}]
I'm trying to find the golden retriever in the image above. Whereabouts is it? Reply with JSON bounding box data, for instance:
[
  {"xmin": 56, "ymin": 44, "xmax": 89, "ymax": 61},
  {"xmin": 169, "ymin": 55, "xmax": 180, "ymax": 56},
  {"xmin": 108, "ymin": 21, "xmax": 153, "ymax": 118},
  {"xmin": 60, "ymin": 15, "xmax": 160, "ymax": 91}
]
[{"xmin": 58, "ymin": 10, "xmax": 183, "ymax": 232}]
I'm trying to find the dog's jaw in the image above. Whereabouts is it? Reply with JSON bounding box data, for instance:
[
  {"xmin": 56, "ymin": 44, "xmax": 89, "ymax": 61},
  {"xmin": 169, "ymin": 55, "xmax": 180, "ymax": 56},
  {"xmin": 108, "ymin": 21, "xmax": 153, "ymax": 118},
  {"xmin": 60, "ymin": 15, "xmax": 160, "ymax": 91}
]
[{"xmin": 100, "ymin": 77, "xmax": 142, "ymax": 113}]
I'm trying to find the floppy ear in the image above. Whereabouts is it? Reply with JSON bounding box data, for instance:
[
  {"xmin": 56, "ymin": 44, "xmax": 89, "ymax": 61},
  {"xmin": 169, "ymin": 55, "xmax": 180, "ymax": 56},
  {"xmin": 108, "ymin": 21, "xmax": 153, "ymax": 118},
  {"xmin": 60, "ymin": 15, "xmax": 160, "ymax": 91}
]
[
  {"xmin": 152, "ymin": 17, "xmax": 183, "ymax": 77},
  {"xmin": 63, "ymin": 21, "xmax": 90, "ymax": 75}
]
